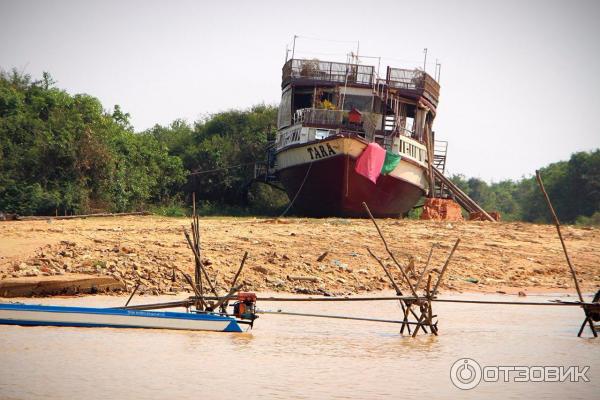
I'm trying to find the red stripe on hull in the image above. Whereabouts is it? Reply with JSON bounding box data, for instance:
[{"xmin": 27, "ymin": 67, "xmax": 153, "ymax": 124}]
[{"xmin": 278, "ymin": 155, "xmax": 424, "ymax": 217}]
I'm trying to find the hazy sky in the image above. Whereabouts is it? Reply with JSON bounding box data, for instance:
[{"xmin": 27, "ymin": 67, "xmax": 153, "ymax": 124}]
[{"xmin": 1, "ymin": 0, "xmax": 599, "ymax": 181}]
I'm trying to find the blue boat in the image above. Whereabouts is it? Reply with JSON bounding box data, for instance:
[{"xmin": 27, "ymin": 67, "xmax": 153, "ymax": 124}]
[{"xmin": 0, "ymin": 303, "xmax": 243, "ymax": 332}]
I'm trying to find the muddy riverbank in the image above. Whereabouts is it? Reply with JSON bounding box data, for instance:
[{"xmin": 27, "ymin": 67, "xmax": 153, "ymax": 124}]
[{"xmin": 0, "ymin": 216, "xmax": 598, "ymax": 297}]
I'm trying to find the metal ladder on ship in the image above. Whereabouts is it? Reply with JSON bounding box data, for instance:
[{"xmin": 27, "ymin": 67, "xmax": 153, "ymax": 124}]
[
  {"xmin": 433, "ymin": 140, "xmax": 448, "ymax": 198},
  {"xmin": 370, "ymin": 74, "xmax": 495, "ymax": 221},
  {"xmin": 430, "ymin": 139, "xmax": 495, "ymax": 221}
]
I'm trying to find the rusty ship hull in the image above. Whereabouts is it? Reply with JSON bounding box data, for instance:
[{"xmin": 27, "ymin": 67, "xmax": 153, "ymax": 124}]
[{"xmin": 275, "ymin": 135, "xmax": 428, "ymax": 217}]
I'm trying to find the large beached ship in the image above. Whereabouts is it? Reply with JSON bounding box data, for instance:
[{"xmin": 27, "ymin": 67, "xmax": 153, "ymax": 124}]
[{"xmin": 270, "ymin": 56, "xmax": 444, "ymax": 217}]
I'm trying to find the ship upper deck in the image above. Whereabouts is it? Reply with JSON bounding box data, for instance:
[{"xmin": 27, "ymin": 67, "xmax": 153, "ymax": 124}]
[
  {"xmin": 282, "ymin": 59, "xmax": 375, "ymax": 88},
  {"xmin": 282, "ymin": 58, "xmax": 440, "ymax": 107}
]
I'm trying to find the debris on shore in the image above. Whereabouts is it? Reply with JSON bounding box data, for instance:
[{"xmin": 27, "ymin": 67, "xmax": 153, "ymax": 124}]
[{"xmin": 0, "ymin": 216, "xmax": 599, "ymax": 297}]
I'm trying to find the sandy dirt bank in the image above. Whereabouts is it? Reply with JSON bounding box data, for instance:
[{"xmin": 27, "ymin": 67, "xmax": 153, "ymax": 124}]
[{"xmin": 0, "ymin": 216, "xmax": 598, "ymax": 297}]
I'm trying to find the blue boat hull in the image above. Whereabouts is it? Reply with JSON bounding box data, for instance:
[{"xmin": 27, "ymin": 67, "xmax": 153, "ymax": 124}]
[{"xmin": 0, "ymin": 303, "xmax": 243, "ymax": 332}]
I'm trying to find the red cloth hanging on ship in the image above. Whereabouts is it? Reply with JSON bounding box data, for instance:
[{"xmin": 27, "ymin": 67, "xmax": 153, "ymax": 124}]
[
  {"xmin": 348, "ymin": 108, "xmax": 362, "ymax": 124},
  {"xmin": 354, "ymin": 142, "xmax": 386, "ymax": 184}
]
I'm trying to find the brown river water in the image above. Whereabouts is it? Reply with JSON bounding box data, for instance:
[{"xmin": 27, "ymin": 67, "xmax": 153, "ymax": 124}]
[{"xmin": 0, "ymin": 293, "xmax": 598, "ymax": 399}]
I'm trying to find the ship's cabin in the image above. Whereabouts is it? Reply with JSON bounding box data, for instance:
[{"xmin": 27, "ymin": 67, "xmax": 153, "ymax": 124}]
[{"xmin": 276, "ymin": 58, "xmax": 440, "ymax": 167}]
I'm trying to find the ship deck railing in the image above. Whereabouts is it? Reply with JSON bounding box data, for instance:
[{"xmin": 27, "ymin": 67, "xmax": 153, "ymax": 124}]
[
  {"xmin": 292, "ymin": 108, "xmax": 421, "ymax": 138},
  {"xmin": 282, "ymin": 59, "xmax": 375, "ymax": 88},
  {"xmin": 293, "ymin": 108, "xmax": 345, "ymax": 126},
  {"xmin": 282, "ymin": 59, "xmax": 440, "ymax": 107},
  {"xmin": 387, "ymin": 67, "xmax": 440, "ymax": 106}
]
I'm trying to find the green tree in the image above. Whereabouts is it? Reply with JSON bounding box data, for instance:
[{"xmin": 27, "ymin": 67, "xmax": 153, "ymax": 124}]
[{"xmin": 0, "ymin": 69, "xmax": 186, "ymax": 215}]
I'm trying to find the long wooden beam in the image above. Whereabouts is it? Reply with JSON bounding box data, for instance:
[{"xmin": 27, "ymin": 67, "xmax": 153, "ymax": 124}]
[
  {"xmin": 118, "ymin": 299, "xmax": 194, "ymax": 310},
  {"xmin": 431, "ymin": 238, "xmax": 460, "ymax": 296},
  {"xmin": 366, "ymin": 247, "xmax": 403, "ymax": 295},
  {"xmin": 16, "ymin": 211, "xmax": 151, "ymax": 221},
  {"xmin": 256, "ymin": 310, "xmax": 427, "ymax": 326},
  {"xmin": 535, "ymin": 171, "xmax": 584, "ymax": 303},
  {"xmin": 195, "ymin": 295, "xmax": 599, "ymax": 307},
  {"xmin": 535, "ymin": 170, "xmax": 596, "ymax": 338}
]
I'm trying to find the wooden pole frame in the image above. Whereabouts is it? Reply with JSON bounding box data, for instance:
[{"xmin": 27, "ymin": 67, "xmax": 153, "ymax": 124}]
[
  {"xmin": 362, "ymin": 201, "xmax": 459, "ymax": 335},
  {"xmin": 535, "ymin": 170, "xmax": 597, "ymax": 337}
]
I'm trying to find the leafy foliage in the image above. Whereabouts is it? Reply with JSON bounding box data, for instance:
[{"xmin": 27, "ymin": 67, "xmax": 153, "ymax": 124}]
[
  {"xmin": 0, "ymin": 69, "xmax": 186, "ymax": 215},
  {"xmin": 1, "ymin": 69, "xmax": 597, "ymax": 222},
  {"xmin": 144, "ymin": 105, "xmax": 288, "ymax": 214},
  {"xmin": 449, "ymin": 149, "xmax": 600, "ymax": 224}
]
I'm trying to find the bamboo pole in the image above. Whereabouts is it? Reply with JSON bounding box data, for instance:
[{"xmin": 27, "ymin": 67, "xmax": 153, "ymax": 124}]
[
  {"xmin": 197, "ymin": 295, "xmax": 598, "ymax": 307},
  {"xmin": 431, "ymin": 238, "xmax": 460, "ymax": 296},
  {"xmin": 121, "ymin": 296, "xmax": 599, "ymax": 311},
  {"xmin": 16, "ymin": 211, "xmax": 151, "ymax": 221},
  {"xmin": 191, "ymin": 193, "xmax": 203, "ymax": 301},
  {"xmin": 120, "ymin": 294, "xmax": 600, "ymax": 316},
  {"xmin": 120, "ymin": 264, "xmax": 208, "ymax": 310},
  {"xmin": 230, "ymin": 252, "xmax": 248, "ymax": 289},
  {"xmin": 426, "ymin": 299, "xmax": 599, "ymax": 307},
  {"xmin": 535, "ymin": 171, "xmax": 583, "ymax": 303},
  {"xmin": 426, "ymin": 274, "xmax": 437, "ymax": 335},
  {"xmin": 221, "ymin": 252, "xmax": 249, "ymax": 311},
  {"xmin": 152, "ymin": 262, "xmax": 208, "ymax": 309},
  {"xmin": 124, "ymin": 282, "xmax": 141, "ymax": 307},
  {"xmin": 362, "ymin": 201, "xmax": 427, "ymax": 332},
  {"xmin": 535, "ymin": 170, "xmax": 596, "ymax": 338},
  {"xmin": 184, "ymin": 230, "xmax": 220, "ymax": 298},
  {"xmin": 362, "ymin": 202, "xmax": 418, "ymax": 297},
  {"xmin": 119, "ymin": 299, "xmax": 194, "ymax": 310},
  {"xmin": 174, "ymin": 266, "xmax": 207, "ymax": 309},
  {"xmin": 414, "ymin": 243, "xmax": 436, "ymax": 292},
  {"xmin": 411, "ymin": 307, "xmax": 426, "ymax": 337},
  {"xmin": 410, "ymin": 274, "xmax": 433, "ymax": 337},
  {"xmin": 367, "ymin": 247, "xmax": 417, "ymax": 333},
  {"xmin": 256, "ymin": 310, "xmax": 427, "ymax": 326},
  {"xmin": 213, "ymin": 285, "xmax": 243, "ymax": 311},
  {"xmin": 367, "ymin": 247, "xmax": 425, "ymax": 332},
  {"xmin": 366, "ymin": 247, "xmax": 403, "ymax": 295}
]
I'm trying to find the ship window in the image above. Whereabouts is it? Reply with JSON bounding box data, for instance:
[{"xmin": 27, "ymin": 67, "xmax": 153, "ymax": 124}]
[
  {"xmin": 315, "ymin": 89, "xmax": 335, "ymax": 109},
  {"xmin": 315, "ymin": 129, "xmax": 329, "ymax": 140},
  {"xmin": 293, "ymin": 88, "xmax": 313, "ymax": 114},
  {"xmin": 403, "ymin": 104, "xmax": 416, "ymax": 137},
  {"xmin": 405, "ymin": 117, "xmax": 414, "ymax": 136},
  {"xmin": 341, "ymin": 94, "xmax": 372, "ymax": 112}
]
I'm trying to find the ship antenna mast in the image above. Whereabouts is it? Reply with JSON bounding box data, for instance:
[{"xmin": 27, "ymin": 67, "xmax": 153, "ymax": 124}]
[
  {"xmin": 340, "ymin": 51, "xmax": 352, "ymax": 111},
  {"xmin": 291, "ymin": 35, "xmax": 298, "ymax": 59}
]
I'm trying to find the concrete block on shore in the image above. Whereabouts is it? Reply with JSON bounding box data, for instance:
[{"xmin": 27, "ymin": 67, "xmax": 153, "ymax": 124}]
[{"xmin": 0, "ymin": 273, "xmax": 125, "ymax": 297}]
